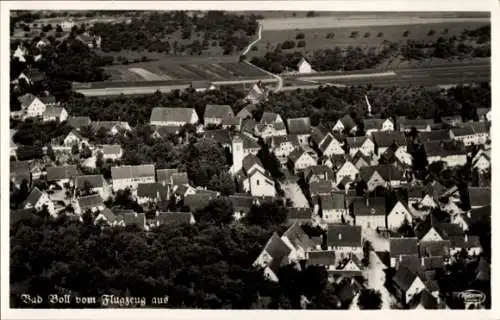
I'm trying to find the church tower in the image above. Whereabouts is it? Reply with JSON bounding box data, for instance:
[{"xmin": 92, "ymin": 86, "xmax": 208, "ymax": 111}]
[{"xmin": 231, "ymin": 135, "xmax": 244, "ymax": 175}]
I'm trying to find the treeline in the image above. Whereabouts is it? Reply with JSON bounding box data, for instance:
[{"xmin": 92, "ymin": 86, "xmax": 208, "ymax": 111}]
[
  {"xmin": 91, "ymin": 11, "xmax": 258, "ymax": 55},
  {"xmin": 256, "ymin": 83, "xmax": 490, "ymax": 129},
  {"xmin": 10, "ymin": 201, "xmax": 347, "ymax": 309}
]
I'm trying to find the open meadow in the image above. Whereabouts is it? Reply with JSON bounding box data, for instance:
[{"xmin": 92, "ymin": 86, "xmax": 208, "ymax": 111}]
[
  {"xmin": 102, "ymin": 57, "xmax": 271, "ymax": 82},
  {"xmin": 248, "ymin": 20, "xmax": 490, "ymax": 57}
]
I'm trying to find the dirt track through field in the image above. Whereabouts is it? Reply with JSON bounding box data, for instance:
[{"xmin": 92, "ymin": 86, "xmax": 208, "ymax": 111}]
[{"xmin": 259, "ymin": 16, "xmax": 490, "ymax": 31}]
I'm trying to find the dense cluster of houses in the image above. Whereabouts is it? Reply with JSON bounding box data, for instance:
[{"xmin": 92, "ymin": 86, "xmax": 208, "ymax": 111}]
[{"xmin": 10, "ymin": 80, "xmax": 491, "ymax": 309}]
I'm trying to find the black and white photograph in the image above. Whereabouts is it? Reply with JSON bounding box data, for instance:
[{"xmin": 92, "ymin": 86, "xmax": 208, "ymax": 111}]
[{"xmin": 1, "ymin": 0, "xmax": 495, "ymax": 316}]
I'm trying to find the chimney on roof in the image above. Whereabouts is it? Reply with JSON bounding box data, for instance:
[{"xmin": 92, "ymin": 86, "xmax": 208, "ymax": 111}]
[
  {"xmin": 465, "ymin": 234, "xmax": 468, "ymax": 242},
  {"xmin": 421, "ymin": 257, "xmax": 425, "ymax": 267}
]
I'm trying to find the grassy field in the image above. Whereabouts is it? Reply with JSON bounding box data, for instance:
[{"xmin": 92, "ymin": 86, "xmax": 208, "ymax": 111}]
[
  {"xmin": 248, "ymin": 21, "xmax": 490, "ymax": 57},
  {"xmin": 103, "ymin": 57, "xmax": 271, "ymax": 82}
]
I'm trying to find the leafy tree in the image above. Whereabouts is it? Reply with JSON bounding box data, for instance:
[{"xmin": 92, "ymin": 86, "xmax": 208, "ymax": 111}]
[
  {"xmin": 403, "ymin": 30, "xmax": 410, "ymax": 37},
  {"xmin": 296, "ymin": 33, "xmax": 305, "ymax": 40},
  {"xmin": 281, "ymin": 40, "xmax": 296, "ymax": 50},
  {"xmin": 208, "ymin": 171, "xmax": 236, "ymax": 195},
  {"xmin": 297, "ymin": 40, "xmax": 306, "ymax": 48},
  {"xmin": 350, "ymin": 31, "xmax": 359, "ymax": 38},
  {"xmin": 357, "ymin": 288, "xmax": 382, "ymax": 309},
  {"xmin": 362, "ymin": 240, "xmax": 373, "ymax": 266},
  {"xmin": 307, "ymin": 284, "xmax": 341, "ymax": 309},
  {"xmin": 428, "ymin": 29, "xmax": 436, "ymax": 36},
  {"xmin": 397, "ymin": 217, "xmax": 415, "ymax": 237},
  {"xmin": 194, "ymin": 198, "xmax": 234, "ymax": 225},
  {"xmin": 364, "ymin": 32, "xmax": 371, "ymax": 38},
  {"xmin": 377, "ymin": 32, "xmax": 384, "ymax": 37},
  {"xmin": 257, "ymin": 146, "xmax": 284, "ymax": 179},
  {"xmin": 245, "ymin": 200, "xmax": 288, "ymax": 228}
]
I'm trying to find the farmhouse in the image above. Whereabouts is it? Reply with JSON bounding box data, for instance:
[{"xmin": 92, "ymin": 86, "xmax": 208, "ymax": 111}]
[
  {"xmin": 75, "ymin": 174, "xmax": 110, "ymax": 199},
  {"xmin": 304, "ymin": 165, "xmax": 335, "ymax": 184},
  {"xmin": 204, "ymin": 104, "xmax": 235, "ymax": 126},
  {"xmin": 100, "ymin": 144, "xmax": 123, "ymax": 161},
  {"xmin": 387, "ymin": 201, "xmax": 413, "ymax": 230},
  {"xmin": 389, "ymin": 237, "xmax": 419, "ymax": 268},
  {"xmin": 318, "ymin": 133, "xmax": 345, "ymax": 157},
  {"xmin": 156, "ymin": 211, "xmax": 196, "ymax": 226},
  {"xmin": 253, "ymin": 233, "xmax": 292, "ymax": 282},
  {"xmin": 335, "ymin": 161, "xmax": 359, "ymax": 185},
  {"xmin": 270, "ymin": 135, "xmax": 295, "ymax": 159},
  {"xmin": 417, "ymin": 130, "xmax": 451, "ymax": 143},
  {"xmin": 136, "ymin": 182, "xmax": 166, "ymax": 205},
  {"xmin": 288, "ymin": 147, "xmax": 317, "ymax": 174},
  {"xmin": 472, "ymin": 149, "xmax": 491, "ymax": 172},
  {"xmin": 321, "ymin": 193, "xmax": 347, "ymax": 224},
  {"xmin": 64, "ymin": 130, "xmax": 89, "ymax": 147},
  {"xmin": 351, "ymin": 197, "xmax": 386, "ymax": 229},
  {"xmin": 286, "ymin": 117, "xmax": 311, "ymax": 145},
  {"xmin": 238, "ymin": 154, "xmax": 276, "ymax": 197},
  {"xmin": 398, "ymin": 118, "xmax": 434, "ymax": 132},
  {"xmin": 254, "ymin": 122, "xmax": 287, "ymax": 140},
  {"xmin": 363, "ymin": 118, "xmax": 394, "ymax": 136},
  {"xmin": 261, "ymin": 112, "xmax": 284, "ymax": 125},
  {"xmin": 359, "ymin": 164, "xmax": 404, "ymax": 191},
  {"xmin": 23, "ymin": 187, "xmax": 55, "ymax": 217},
  {"xmin": 333, "ymin": 115, "xmax": 357, "ymax": 134},
  {"xmin": 75, "ymin": 194, "xmax": 104, "ymax": 216},
  {"xmin": 392, "ymin": 266, "xmax": 426, "ymax": 305},
  {"xmin": 281, "ymin": 222, "xmax": 317, "ymax": 261},
  {"xmin": 18, "ymin": 93, "xmax": 46, "ymax": 118},
  {"xmin": 150, "ymin": 107, "xmax": 199, "ymax": 127},
  {"xmin": 43, "ymin": 106, "xmax": 68, "ymax": 122},
  {"xmin": 372, "ymin": 131, "xmax": 407, "ymax": 156},
  {"xmin": 46, "ymin": 165, "xmax": 79, "ymax": 187},
  {"xmin": 297, "ymin": 57, "xmax": 313, "ymax": 74},
  {"xmin": 111, "ymin": 164, "xmax": 156, "ymax": 191},
  {"xmin": 326, "ymin": 224, "xmax": 362, "ymax": 258},
  {"xmin": 93, "ymin": 121, "xmax": 132, "ymax": 135},
  {"xmin": 449, "ymin": 122, "xmax": 489, "ymax": 146},
  {"xmin": 345, "ymin": 136, "xmax": 375, "ymax": 157},
  {"xmin": 423, "ymin": 140, "xmax": 467, "ymax": 167},
  {"xmin": 286, "ymin": 207, "xmax": 314, "ymax": 225},
  {"xmin": 10, "ymin": 160, "xmax": 32, "ymax": 187}
]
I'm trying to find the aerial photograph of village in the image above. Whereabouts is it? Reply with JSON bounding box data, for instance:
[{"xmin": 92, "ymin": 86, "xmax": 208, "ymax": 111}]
[{"xmin": 7, "ymin": 9, "xmax": 491, "ymax": 310}]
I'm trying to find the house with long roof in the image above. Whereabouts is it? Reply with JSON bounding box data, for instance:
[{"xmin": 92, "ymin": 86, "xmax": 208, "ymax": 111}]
[
  {"xmin": 423, "ymin": 140, "xmax": 467, "ymax": 167},
  {"xmin": 75, "ymin": 174, "xmax": 110, "ymax": 199},
  {"xmin": 23, "ymin": 187, "xmax": 55, "ymax": 217},
  {"xmin": 286, "ymin": 117, "xmax": 311, "ymax": 145},
  {"xmin": 389, "ymin": 237, "xmax": 419, "ymax": 268},
  {"xmin": 449, "ymin": 122, "xmax": 489, "ymax": 146},
  {"xmin": 333, "ymin": 115, "xmax": 357, "ymax": 134},
  {"xmin": 253, "ymin": 232, "xmax": 292, "ymax": 282},
  {"xmin": 111, "ymin": 164, "xmax": 156, "ymax": 191},
  {"xmin": 363, "ymin": 118, "xmax": 394, "ymax": 136},
  {"xmin": 350, "ymin": 197, "xmax": 386, "ymax": 229},
  {"xmin": 150, "ymin": 107, "xmax": 199, "ymax": 127},
  {"xmin": 371, "ymin": 131, "xmax": 407, "ymax": 156},
  {"xmin": 204, "ymin": 104, "xmax": 235, "ymax": 126},
  {"xmin": 326, "ymin": 224, "xmax": 362, "ymax": 257}
]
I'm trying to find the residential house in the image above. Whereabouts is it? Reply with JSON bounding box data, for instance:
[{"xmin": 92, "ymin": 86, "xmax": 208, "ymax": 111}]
[
  {"xmin": 23, "ymin": 187, "xmax": 55, "ymax": 216},
  {"xmin": 150, "ymin": 107, "xmax": 199, "ymax": 127},
  {"xmin": 398, "ymin": 118, "xmax": 434, "ymax": 132},
  {"xmin": 410, "ymin": 290, "xmax": 440, "ymax": 310},
  {"xmin": 221, "ymin": 116, "xmax": 242, "ymax": 131},
  {"xmin": 441, "ymin": 115, "xmax": 463, "ymax": 127},
  {"xmin": 18, "ymin": 93, "xmax": 46, "ymax": 118},
  {"xmin": 309, "ymin": 180, "xmax": 334, "ymax": 200},
  {"xmin": 351, "ymin": 150, "xmax": 373, "ymax": 169},
  {"xmin": 111, "ymin": 164, "xmax": 156, "ymax": 191},
  {"xmin": 203, "ymin": 129, "xmax": 232, "ymax": 150},
  {"xmin": 392, "ymin": 266, "xmax": 427, "ymax": 305},
  {"xmin": 39, "ymin": 95, "xmax": 58, "ymax": 107},
  {"xmin": 204, "ymin": 104, "xmax": 235, "ymax": 126},
  {"xmin": 335, "ymin": 161, "xmax": 359, "ymax": 185},
  {"xmin": 229, "ymin": 194, "xmax": 255, "ymax": 220},
  {"xmin": 254, "ymin": 122, "xmax": 287, "ymax": 140},
  {"xmin": 306, "ymin": 250, "xmax": 337, "ymax": 271},
  {"xmin": 345, "ymin": 136, "xmax": 375, "ymax": 157},
  {"xmin": 75, "ymin": 194, "xmax": 104, "ymax": 215},
  {"xmin": 304, "ymin": 165, "xmax": 335, "ymax": 184},
  {"xmin": 93, "ymin": 121, "xmax": 131, "ymax": 136},
  {"xmin": 333, "ymin": 115, "xmax": 357, "ymax": 134},
  {"xmin": 156, "ymin": 211, "xmax": 196, "ymax": 226},
  {"xmin": 472, "ymin": 149, "xmax": 491, "ymax": 172},
  {"xmin": 326, "ymin": 224, "xmax": 363, "ymax": 258},
  {"xmin": 238, "ymin": 154, "xmax": 276, "ymax": 197},
  {"xmin": 321, "ymin": 193, "xmax": 347, "ymax": 224},
  {"xmin": 156, "ymin": 168, "xmax": 178, "ymax": 186},
  {"xmin": 318, "ymin": 133, "xmax": 345, "ymax": 157},
  {"xmin": 359, "ymin": 164, "xmax": 404, "ymax": 191},
  {"xmin": 244, "ymin": 81, "xmax": 269, "ymax": 104},
  {"xmin": 423, "ymin": 140, "xmax": 467, "ymax": 167},
  {"xmin": 288, "ymin": 147, "xmax": 317, "ymax": 174},
  {"xmin": 372, "ymin": 131, "xmax": 407, "ymax": 156},
  {"xmin": 150, "ymin": 125, "xmax": 182, "ymax": 139},
  {"xmin": 75, "ymin": 174, "xmax": 110, "ymax": 199},
  {"xmin": 417, "ymin": 130, "xmax": 451, "ymax": 143},
  {"xmin": 253, "ymin": 233, "xmax": 292, "ymax": 282},
  {"xmin": 13, "ymin": 45, "xmax": 27, "ymax": 62},
  {"xmin": 351, "ymin": 197, "xmax": 386, "ymax": 229},
  {"xmin": 287, "ymin": 207, "xmax": 313, "ymax": 224},
  {"xmin": 118, "ymin": 211, "xmax": 147, "ymax": 230},
  {"xmin": 448, "ymin": 234, "xmax": 482, "ymax": 256},
  {"xmin": 363, "ymin": 118, "xmax": 394, "ymax": 136},
  {"xmin": 94, "ymin": 207, "xmax": 120, "ymax": 227},
  {"xmin": 67, "ymin": 116, "xmax": 92, "ymax": 130},
  {"xmin": 100, "ymin": 144, "xmax": 123, "ymax": 161},
  {"xmin": 297, "ymin": 57, "xmax": 313, "ymax": 74},
  {"xmin": 235, "ymin": 103, "xmax": 255, "ymax": 120},
  {"xmin": 64, "ymin": 130, "xmax": 89, "ymax": 147},
  {"xmin": 46, "ymin": 165, "xmax": 79, "ymax": 188},
  {"xmin": 183, "ymin": 193, "xmax": 216, "ymax": 212},
  {"xmin": 136, "ymin": 182, "xmax": 166, "ymax": 205},
  {"xmin": 43, "ymin": 106, "xmax": 68, "ymax": 122},
  {"xmin": 389, "ymin": 237, "xmax": 419, "ymax": 268},
  {"xmin": 387, "ymin": 200, "xmax": 413, "ymax": 230},
  {"xmin": 450, "ymin": 122, "xmax": 489, "ymax": 146},
  {"xmin": 261, "ymin": 112, "xmax": 284, "ymax": 125},
  {"xmin": 190, "ymin": 80, "xmax": 216, "ymax": 92},
  {"xmin": 270, "ymin": 135, "xmax": 295, "ymax": 159},
  {"xmin": 281, "ymin": 222, "xmax": 317, "ymax": 262},
  {"xmin": 286, "ymin": 117, "xmax": 311, "ymax": 145}
]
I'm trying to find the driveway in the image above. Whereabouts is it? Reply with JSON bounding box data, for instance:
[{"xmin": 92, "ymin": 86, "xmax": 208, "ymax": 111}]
[
  {"xmin": 282, "ymin": 182, "xmax": 310, "ymax": 208},
  {"xmin": 362, "ymin": 227, "xmax": 389, "ymax": 252},
  {"xmin": 362, "ymin": 251, "xmax": 398, "ymax": 309}
]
